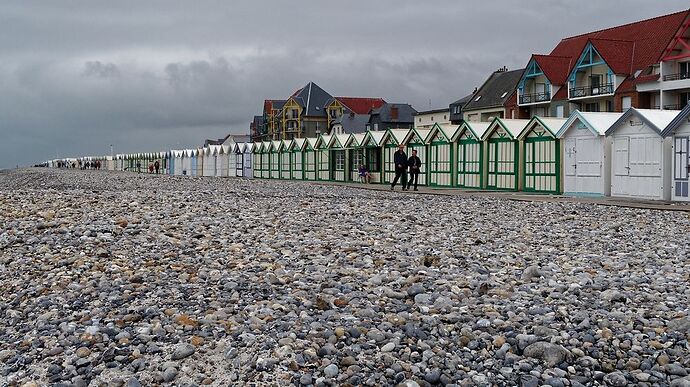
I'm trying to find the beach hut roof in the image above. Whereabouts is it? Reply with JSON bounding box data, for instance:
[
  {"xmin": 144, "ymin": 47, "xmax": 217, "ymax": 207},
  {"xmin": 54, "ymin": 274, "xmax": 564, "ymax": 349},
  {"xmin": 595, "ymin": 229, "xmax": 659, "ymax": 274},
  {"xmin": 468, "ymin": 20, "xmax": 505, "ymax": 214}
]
[
  {"xmin": 518, "ymin": 117, "xmax": 568, "ymax": 140},
  {"xmin": 482, "ymin": 118, "xmax": 531, "ymax": 141},
  {"xmin": 382, "ymin": 128, "xmax": 411, "ymax": 145},
  {"xmin": 556, "ymin": 111, "xmax": 624, "ymax": 137},
  {"xmin": 605, "ymin": 108, "xmax": 679, "ymax": 136},
  {"xmin": 661, "ymin": 103, "xmax": 690, "ymax": 137},
  {"xmin": 362, "ymin": 131, "xmax": 385, "ymax": 146},
  {"xmin": 425, "ymin": 123, "xmax": 459, "ymax": 143}
]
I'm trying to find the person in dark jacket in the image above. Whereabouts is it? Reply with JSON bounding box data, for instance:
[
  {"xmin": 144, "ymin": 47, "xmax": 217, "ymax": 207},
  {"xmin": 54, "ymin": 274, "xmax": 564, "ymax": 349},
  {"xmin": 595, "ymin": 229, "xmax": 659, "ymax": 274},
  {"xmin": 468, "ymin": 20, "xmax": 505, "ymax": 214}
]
[
  {"xmin": 154, "ymin": 160, "xmax": 160, "ymax": 174},
  {"xmin": 407, "ymin": 149, "xmax": 422, "ymax": 191},
  {"xmin": 390, "ymin": 144, "xmax": 408, "ymax": 191}
]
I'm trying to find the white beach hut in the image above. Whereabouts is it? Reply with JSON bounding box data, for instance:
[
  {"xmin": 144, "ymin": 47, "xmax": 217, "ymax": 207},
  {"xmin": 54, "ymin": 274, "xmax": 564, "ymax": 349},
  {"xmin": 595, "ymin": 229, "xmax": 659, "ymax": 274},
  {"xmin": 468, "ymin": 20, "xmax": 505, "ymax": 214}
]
[
  {"xmin": 381, "ymin": 129, "xmax": 411, "ymax": 184},
  {"xmin": 233, "ymin": 143, "xmax": 244, "ymax": 177},
  {"xmin": 605, "ymin": 108, "xmax": 678, "ymax": 201},
  {"xmin": 425, "ymin": 123, "xmax": 459, "ymax": 187},
  {"xmin": 280, "ymin": 139, "xmax": 292, "ymax": 180},
  {"xmin": 290, "ymin": 138, "xmax": 305, "ymax": 180},
  {"xmin": 344, "ymin": 133, "xmax": 366, "ymax": 182},
  {"xmin": 660, "ymin": 104, "xmax": 690, "ymax": 201},
  {"xmin": 556, "ymin": 111, "xmax": 623, "ymax": 196}
]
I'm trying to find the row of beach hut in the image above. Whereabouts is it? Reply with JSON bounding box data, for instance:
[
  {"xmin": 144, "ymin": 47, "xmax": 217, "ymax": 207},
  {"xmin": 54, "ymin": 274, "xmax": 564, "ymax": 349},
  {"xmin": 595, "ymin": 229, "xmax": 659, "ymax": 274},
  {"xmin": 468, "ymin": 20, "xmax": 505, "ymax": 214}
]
[{"xmin": 48, "ymin": 106, "xmax": 690, "ymax": 202}]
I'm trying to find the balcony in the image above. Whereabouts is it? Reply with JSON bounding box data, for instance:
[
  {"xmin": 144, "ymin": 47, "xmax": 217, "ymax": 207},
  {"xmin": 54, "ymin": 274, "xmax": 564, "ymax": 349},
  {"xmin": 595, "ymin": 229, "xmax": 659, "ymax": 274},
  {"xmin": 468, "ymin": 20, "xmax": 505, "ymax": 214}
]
[
  {"xmin": 519, "ymin": 92, "xmax": 550, "ymax": 105},
  {"xmin": 569, "ymin": 83, "xmax": 614, "ymax": 98},
  {"xmin": 662, "ymin": 73, "xmax": 690, "ymax": 82}
]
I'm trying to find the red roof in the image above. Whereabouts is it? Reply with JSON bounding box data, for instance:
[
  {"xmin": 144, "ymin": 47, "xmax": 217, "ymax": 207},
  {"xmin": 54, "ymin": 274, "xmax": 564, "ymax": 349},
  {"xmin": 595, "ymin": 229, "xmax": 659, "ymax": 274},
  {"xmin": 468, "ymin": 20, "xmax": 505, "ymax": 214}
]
[
  {"xmin": 532, "ymin": 54, "xmax": 573, "ymax": 85},
  {"xmin": 335, "ymin": 97, "xmax": 386, "ymax": 114},
  {"xmin": 523, "ymin": 10, "xmax": 689, "ymax": 86}
]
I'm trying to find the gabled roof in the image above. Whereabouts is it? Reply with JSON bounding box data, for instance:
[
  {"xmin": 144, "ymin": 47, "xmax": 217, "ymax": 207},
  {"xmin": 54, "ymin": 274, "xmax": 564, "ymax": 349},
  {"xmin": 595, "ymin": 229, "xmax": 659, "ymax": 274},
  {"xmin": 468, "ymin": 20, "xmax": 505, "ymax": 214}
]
[
  {"xmin": 289, "ymin": 138, "xmax": 306, "ymax": 151},
  {"xmin": 233, "ymin": 143, "xmax": 244, "ymax": 153},
  {"xmin": 315, "ymin": 134, "xmax": 333, "ymax": 149},
  {"xmin": 405, "ymin": 128, "xmax": 431, "ymax": 144},
  {"xmin": 289, "ymin": 82, "xmax": 333, "ymax": 117},
  {"xmin": 482, "ymin": 118, "xmax": 530, "ymax": 141},
  {"xmin": 425, "ymin": 123, "xmax": 459, "ymax": 143},
  {"xmin": 382, "ymin": 128, "xmax": 411, "ymax": 145},
  {"xmin": 361, "ymin": 131, "xmax": 385, "ymax": 147},
  {"xmin": 605, "ymin": 108, "xmax": 680, "ymax": 136},
  {"xmin": 328, "ymin": 133, "xmax": 350, "ymax": 149},
  {"xmin": 344, "ymin": 133, "xmax": 366, "ymax": 148},
  {"xmin": 463, "ymin": 69, "xmax": 524, "ymax": 111},
  {"xmin": 304, "ymin": 137, "xmax": 318, "ymax": 150},
  {"xmin": 556, "ymin": 110, "xmax": 624, "ymax": 137},
  {"xmin": 518, "ymin": 117, "xmax": 568, "ymax": 140},
  {"xmin": 334, "ymin": 97, "xmax": 386, "ymax": 114},
  {"xmin": 454, "ymin": 121, "xmax": 492, "ymax": 141},
  {"xmin": 531, "ymin": 54, "xmax": 573, "ymax": 85},
  {"xmin": 661, "ymin": 103, "xmax": 690, "ymax": 137},
  {"xmin": 549, "ymin": 10, "xmax": 690, "ymax": 87}
]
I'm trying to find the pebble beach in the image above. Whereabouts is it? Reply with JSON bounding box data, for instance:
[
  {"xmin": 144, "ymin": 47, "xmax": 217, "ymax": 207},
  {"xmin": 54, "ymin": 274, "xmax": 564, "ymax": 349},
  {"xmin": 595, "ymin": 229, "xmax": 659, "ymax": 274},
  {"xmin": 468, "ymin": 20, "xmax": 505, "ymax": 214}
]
[{"xmin": 1, "ymin": 168, "xmax": 689, "ymax": 387}]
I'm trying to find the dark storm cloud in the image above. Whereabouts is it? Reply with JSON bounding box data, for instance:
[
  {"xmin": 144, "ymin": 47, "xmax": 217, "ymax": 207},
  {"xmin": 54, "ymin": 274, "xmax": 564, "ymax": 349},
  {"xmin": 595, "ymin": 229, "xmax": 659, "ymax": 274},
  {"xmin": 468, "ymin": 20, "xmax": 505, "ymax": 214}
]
[{"xmin": 1, "ymin": 0, "xmax": 688, "ymax": 168}]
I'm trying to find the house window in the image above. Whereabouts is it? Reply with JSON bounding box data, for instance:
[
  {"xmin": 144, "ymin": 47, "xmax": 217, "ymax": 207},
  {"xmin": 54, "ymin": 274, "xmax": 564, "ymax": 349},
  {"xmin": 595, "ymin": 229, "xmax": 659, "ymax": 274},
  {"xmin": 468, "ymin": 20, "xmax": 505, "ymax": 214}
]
[
  {"xmin": 585, "ymin": 102, "xmax": 600, "ymax": 112},
  {"xmin": 556, "ymin": 105, "xmax": 564, "ymax": 118},
  {"xmin": 606, "ymin": 100, "xmax": 614, "ymax": 112},
  {"xmin": 444, "ymin": 115, "xmax": 447, "ymax": 120},
  {"xmin": 374, "ymin": 123, "xmax": 379, "ymax": 131},
  {"xmin": 431, "ymin": 116, "xmax": 434, "ymax": 121},
  {"xmin": 680, "ymin": 62, "xmax": 689, "ymax": 79},
  {"xmin": 366, "ymin": 124, "xmax": 371, "ymax": 131},
  {"xmin": 292, "ymin": 109, "xmax": 298, "ymax": 118},
  {"xmin": 418, "ymin": 118, "xmax": 421, "ymax": 122},
  {"xmin": 622, "ymin": 96, "xmax": 632, "ymax": 110},
  {"xmin": 681, "ymin": 92, "xmax": 690, "ymax": 107}
]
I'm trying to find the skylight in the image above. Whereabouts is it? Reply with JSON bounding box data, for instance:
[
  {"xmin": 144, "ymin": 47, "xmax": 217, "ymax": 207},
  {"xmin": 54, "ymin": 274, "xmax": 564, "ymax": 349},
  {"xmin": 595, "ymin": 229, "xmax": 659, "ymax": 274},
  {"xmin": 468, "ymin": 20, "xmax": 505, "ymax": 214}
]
[
  {"xmin": 474, "ymin": 96, "xmax": 482, "ymax": 102},
  {"xmin": 500, "ymin": 92, "xmax": 508, "ymax": 98}
]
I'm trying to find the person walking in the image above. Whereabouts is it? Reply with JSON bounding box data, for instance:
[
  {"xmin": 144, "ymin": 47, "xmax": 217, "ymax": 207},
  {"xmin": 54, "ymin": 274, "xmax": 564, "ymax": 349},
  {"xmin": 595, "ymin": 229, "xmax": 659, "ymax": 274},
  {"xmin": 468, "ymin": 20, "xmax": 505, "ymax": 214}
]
[
  {"xmin": 154, "ymin": 160, "xmax": 160, "ymax": 174},
  {"xmin": 390, "ymin": 144, "xmax": 408, "ymax": 191},
  {"xmin": 407, "ymin": 149, "xmax": 422, "ymax": 191}
]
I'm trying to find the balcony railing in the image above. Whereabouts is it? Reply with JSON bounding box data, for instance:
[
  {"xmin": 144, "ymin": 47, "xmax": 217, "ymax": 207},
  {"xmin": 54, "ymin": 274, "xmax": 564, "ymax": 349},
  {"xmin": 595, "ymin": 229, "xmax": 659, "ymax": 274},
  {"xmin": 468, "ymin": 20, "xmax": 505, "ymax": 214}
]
[
  {"xmin": 662, "ymin": 73, "xmax": 690, "ymax": 82},
  {"xmin": 569, "ymin": 83, "xmax": 614, "ymax": 98},
  {"xmin": 663, "ymin": 104, "xmax": 683, "ymax": 110},
  {"xmin": 519, "ymin": 92, "xmax": 550, "ymax": 104}
]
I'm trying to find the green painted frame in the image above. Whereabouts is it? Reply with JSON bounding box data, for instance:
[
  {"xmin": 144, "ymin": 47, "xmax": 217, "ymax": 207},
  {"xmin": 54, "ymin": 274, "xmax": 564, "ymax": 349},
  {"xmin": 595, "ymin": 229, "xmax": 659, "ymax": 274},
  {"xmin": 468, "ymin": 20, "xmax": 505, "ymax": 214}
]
[
  {"xmin": 486, "ymin": 138, "xmax": 519, "ymax": 191},
  {"xmin": 457, "ymin": 138, "xmax": 483, "ymax": 189},
  {"xmin": 522, "ymin": 136, "xmax": 561, "ymax": 194}
]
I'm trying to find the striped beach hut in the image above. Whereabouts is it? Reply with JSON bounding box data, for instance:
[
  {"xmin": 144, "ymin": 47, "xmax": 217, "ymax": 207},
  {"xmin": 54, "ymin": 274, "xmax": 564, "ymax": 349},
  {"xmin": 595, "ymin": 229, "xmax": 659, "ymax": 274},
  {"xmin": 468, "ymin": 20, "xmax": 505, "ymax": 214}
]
[
  {"xmin": 359, "ymin": 131, "xmax": 385, "ymax": 183},
  {"xmin": 289, "ymin": 138, "xmax": 306, "ymax": 180},
  {"xmin": 303, "ymin": 138, "xmax": 318, "ymax": 181},
  {"xmin": 233, "ymin": 143, "xmax": 244, "ymax": 177},
  {"xmin": 404, "ymin": 128, "xmax": 431, "ymax": 186},
  {"xmin": 242, "ymin": 143, "xmax": 253, "ymax": 178},
  {"xmin": 260, "ymin": 141, "xmax": 271, "ymax": 179},
  {"xmin": 381, "ymin": 129, "xmax": 411, "ymax": 184},
  {"xmin": 269, "ymin": 140, "xmax": 282, "ymax": 179},
  {"xmin": 280, "ymin": 139, "xmax": 292, "ymax": 179},
  {"xmin": 481, "ymin": 118, "xmax": 529, "ymax": 191},
  {"xmin": 345, "ymin": 133, "xmax": 366, "ymax": 182},
  {"xmin": 517, "ymin": 117, "xmax": 567, "ymax": 194},
  {"xmin": 316, "ymin": 134, "xmax": 333, "ymax": 181},
  {"xmin": 425, "ymin": 123, "xmax": 460, "ymax": 187},
  {"xmin": 453, "ymin": 121, "xmax": 490, "ymax": 189},
  {"xmin": 328, "ymin": 133, "xmax": 351, "ymax": 182},
  {"xmin": 251, "ymin": 142, "xmax": 264, "ymax": 178}
]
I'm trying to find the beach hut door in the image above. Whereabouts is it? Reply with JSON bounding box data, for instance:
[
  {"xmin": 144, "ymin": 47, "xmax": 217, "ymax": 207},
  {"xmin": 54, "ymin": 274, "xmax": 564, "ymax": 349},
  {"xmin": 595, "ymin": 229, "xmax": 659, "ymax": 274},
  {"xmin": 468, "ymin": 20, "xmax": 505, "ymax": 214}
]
[
  {"xmin": 613, "ymin": 137, "xmax": 630, "ymax": 176},
  {"xmin": 564, "ymin": 138, "xmax": 576, "ymax": 176},
  {"xmin": 675, "ymin": 136, "xmax": 689, "ymax": 198}
]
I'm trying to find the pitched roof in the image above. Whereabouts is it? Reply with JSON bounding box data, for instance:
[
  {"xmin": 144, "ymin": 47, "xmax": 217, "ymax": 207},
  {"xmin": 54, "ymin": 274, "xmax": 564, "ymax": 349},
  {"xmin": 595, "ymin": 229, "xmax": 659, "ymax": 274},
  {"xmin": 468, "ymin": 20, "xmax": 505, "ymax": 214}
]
[
  {"xmin": 335, "ymin": 97, "xmax": 386, "ymax": 114},
  {"xmin": 605, "ymin": 108, "xmax": 679, "ymax": 136},
  {"xmin": 291, "ymin": 82, "xmax": 333, "ymax": 117},
  {"xmin": 451, "ymin": 93, "xmax": 475, "ymax": 106},
  {"xmin": 264, "ymin": 99, "xmax": 287, "ymax": 112},
  {"xmin": 556, "ymin": 111, "xmax": 624, "ymax": 137},
  {"xmin": 532, "ymin": 54, "xmax": 573, "ymax": 85},
  {"xmin": 455, "ymin": 121, "xmax": 492, "ymax": 141},
  {"xmin": 463, "ymin": 69, "xmax": 524, "ymax": 111},
  {"xmin": 482, "ymin": 118, "xmax": 531, "ymax": 140},
  {"xmin": 518, "ymin": 117, "xmax": 568, "ymax": 139}
]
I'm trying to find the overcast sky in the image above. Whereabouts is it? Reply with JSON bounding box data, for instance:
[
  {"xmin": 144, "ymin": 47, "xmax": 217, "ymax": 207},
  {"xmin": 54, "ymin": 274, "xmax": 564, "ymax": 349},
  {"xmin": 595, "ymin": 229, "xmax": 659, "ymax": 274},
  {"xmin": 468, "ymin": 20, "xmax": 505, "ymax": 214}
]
[{"xmin": 1, "ymin": 1, "xmax": 688, "ymax": 168}]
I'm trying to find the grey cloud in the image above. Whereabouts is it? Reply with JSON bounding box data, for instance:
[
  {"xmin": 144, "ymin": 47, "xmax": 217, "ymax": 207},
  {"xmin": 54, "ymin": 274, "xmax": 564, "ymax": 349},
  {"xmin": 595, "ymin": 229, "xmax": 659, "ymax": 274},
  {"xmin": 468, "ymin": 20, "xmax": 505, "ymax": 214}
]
[{"xmin": 1, "ymin": 0, "xmax": 689, "ymax": 168}]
